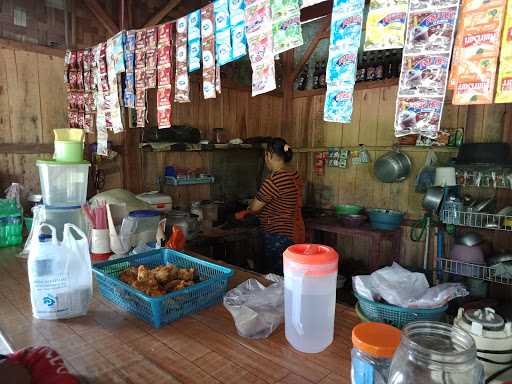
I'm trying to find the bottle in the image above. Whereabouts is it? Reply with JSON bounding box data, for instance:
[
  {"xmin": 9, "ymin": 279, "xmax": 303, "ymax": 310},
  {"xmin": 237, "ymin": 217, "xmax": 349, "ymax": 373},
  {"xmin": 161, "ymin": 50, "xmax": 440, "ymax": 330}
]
[
  {"xmin": 366, "ymin": 53, "xmax": 376, "ymax": 81},
  {"xmin": 319, "ymin": 61, "xmax": 326, "ymax": 88},
  {"xmin": 297, "ymin": 64, "xmax": 309, "ymax": 91},
  {"xmin": 385, "ymin": 51, "xmax": 394, "ymax": 79},
  {"xmin": 356, "ymin": 54, "xmax": 365, "ymax": 82},
  {"xmin": 375, "ymin": 52, "xmax": 384, "ymax": 81},
  {"xmin": 312, "ymin": 62, "xmax": 320, "ymax": 89}
]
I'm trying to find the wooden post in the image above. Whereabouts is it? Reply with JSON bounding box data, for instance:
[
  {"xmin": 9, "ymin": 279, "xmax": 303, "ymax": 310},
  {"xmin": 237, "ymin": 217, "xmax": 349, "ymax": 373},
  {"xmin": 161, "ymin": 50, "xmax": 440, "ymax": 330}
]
[{"xmin": 281, "ymin": 50, "xmax": 295, "ymax": 144}]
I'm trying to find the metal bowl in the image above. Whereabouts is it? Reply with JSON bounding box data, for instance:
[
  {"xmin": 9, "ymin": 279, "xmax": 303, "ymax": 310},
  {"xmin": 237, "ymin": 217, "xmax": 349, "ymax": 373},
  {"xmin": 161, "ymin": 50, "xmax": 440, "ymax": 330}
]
[{"xmin": 374, "ymin": 150, "xmax": 412, "ymax": 183}]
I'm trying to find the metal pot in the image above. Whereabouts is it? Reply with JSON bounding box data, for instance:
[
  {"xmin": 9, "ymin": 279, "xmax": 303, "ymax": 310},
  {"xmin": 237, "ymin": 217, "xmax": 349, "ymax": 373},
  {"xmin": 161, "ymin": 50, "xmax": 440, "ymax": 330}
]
[
  {"xmin": 165, "ymin": 210, "xmax": 200, "ymax": 240},
  {"xmin": 374, "ymin": 148, "xmax": 412, "ymax": 183},
  {"xmin": 422, "ymin": 187, "xmax": 444, "ymax": 213},
  {"xmin": 455, "ymin": 232, "xmax": 482, "ymax": 247}
]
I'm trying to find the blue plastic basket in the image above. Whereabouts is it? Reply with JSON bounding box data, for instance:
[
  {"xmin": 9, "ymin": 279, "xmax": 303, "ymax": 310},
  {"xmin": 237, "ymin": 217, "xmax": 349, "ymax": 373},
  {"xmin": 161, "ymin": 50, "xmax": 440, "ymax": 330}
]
[
  {"xmin": 354, "ymin": 292, "xmax": 447, "ymax": 328},
  {"xmin": 92, "ymin": 249, "xmax": 234, "ymax": 328}
]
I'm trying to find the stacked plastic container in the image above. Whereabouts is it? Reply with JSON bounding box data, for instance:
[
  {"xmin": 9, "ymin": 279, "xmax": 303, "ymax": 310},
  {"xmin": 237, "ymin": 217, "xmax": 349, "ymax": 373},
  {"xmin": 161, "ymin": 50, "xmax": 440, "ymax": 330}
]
[{"xmin": 35, "ymin": 129, "xmax": 90, "ymax": 239}]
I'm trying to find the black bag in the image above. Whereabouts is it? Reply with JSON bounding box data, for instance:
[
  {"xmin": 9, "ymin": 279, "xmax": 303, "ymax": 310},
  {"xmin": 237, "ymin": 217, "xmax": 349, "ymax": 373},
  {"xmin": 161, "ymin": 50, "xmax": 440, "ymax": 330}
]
[{"xmin": 142, "ymin": 125, "xmax": 201, "ymax": 143}]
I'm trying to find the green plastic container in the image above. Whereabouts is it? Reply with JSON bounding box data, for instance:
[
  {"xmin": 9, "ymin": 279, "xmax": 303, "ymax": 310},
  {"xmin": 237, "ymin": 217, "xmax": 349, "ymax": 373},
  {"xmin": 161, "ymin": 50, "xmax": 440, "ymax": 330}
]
[
  {"xmin": 54, "ymin": 140, "xmax": 84, "ymax": 162},
  {"xmin": 335, "ymin": 204, "xmax": 363, "ymax": 215},
  {"xmin": 0, "ymin": 199, "xmax": 22, "ymax": 247}
]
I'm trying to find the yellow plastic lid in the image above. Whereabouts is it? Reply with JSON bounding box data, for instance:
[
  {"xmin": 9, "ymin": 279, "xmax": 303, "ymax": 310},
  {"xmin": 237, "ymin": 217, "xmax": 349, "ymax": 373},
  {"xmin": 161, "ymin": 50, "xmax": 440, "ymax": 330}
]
[{"xmin": 352, "ymin": 322, "xmax": 401, "ymax": 358}]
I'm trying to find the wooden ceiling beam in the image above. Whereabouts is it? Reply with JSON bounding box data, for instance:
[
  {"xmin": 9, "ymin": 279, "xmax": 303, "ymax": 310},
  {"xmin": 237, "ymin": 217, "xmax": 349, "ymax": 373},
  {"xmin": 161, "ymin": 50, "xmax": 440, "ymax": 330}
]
[
  {"xmin": 83, "ymin": 0, "xmax": 119, "ymax": 35},
  {"xmin": 143, "ymin": 0, "xmax": 182, "ymax": 27},
  {"xmin": 300, "ymin": 0, "xmax": 332, "ymax": 23}
]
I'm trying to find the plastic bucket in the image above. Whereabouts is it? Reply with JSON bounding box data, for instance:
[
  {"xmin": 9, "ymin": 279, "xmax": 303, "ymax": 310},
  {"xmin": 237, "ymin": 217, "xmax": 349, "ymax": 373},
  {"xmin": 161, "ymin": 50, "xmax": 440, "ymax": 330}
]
[
  {"xmin": 54, "ymin": 141, "xmax": 84, "ymax": 162},
  {"xmin": 283, "ymin": 244, "xmax": 339, "ymax": 353}
]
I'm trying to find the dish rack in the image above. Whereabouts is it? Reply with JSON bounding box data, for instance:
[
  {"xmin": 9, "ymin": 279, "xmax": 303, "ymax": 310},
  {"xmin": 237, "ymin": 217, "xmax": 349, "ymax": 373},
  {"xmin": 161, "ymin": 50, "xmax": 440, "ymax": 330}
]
[
  {"xmin": 354, "ymin": 292, "xmax": 448, "ymax": 328},
  {"xmin": 92, "ymin": 249, "xmax": 234, "ymax": 328},
  {"xmin": 437, "ymin": 258, "xmax": 512, "ymax": 286},
  {"xmin": 441, "ymin": 210, "xmax": 512, "ymax": 232}
]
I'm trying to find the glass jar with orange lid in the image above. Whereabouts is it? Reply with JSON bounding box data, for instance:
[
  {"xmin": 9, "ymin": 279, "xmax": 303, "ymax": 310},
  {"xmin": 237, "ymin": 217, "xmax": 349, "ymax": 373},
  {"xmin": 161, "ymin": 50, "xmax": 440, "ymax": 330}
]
[{"xmin": 351, "ymin": 322, "xmax": 401, "ymax": 384}]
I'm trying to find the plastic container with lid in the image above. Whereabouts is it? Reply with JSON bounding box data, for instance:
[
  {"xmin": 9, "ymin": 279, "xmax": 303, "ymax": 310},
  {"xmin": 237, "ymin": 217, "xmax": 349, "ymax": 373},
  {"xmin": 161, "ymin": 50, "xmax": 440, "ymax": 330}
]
[
  {"xmin": 136, "ymin": 192, "xmax": 173, "ymax": 212},
  {"xmin": 36, "ymin": 160, "xmax": 90, "ymax": 207},
  {"xmin": 388, "ymin": 321, "xmax": 484, "ymax": 384},
  {"xmin": 127, "ymin": 210, "xmax": 161, "ymax": 246},
  {"xmin": 351, "ymin": 322, "xmax": 401, "ymax": 384},
  {"xmin": 283, "ymin": 244, "xmax": 339, "ymax": 353}
]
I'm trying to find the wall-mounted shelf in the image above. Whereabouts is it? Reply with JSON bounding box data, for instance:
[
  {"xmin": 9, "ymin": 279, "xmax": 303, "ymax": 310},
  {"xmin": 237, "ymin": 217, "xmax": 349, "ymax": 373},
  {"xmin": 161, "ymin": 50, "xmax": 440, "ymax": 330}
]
[
  {"xmin": 293, "ymin": 78, "xmax": 400, "ymax": 99},
  {"xmin": 165, "ymin": 176, "xmax": 215, "ymax": 186},
  {"xmin": 295, "ymin": 146, "xmax": 459, "ymax": 153},
  {"xmin": 140, "ymin": 142, "xmax": 261, "ymax": 152},
  {"xmin": 437, "ymin": 258, "xmax": 512, "ymax": 286},
  {"xmin": 441, "ymin": 210, "xmax": 512, "ymax": 231}
]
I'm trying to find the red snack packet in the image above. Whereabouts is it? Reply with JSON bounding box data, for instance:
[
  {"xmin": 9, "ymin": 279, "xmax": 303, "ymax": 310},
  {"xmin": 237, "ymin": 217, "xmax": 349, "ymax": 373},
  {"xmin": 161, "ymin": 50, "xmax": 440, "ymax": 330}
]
[
  {"xmin": 69, "ymin": 50, "xmax": 77, "ymax": 68},
  {"xmin": 158, "ymin": 22, "xmax": 172, "ymax": 46},
  {"xmin": 146, "ymin": 48, "xmax": 157, "ymax": 69},
  {"xmin": 135, "ymin": 68, "xmax": 146, "ymax": 89},
  {"xmin": 157, "ymin": 45, "xmax": 171, "ymax": 66},
  {"xmin": 136, "ymin": 29, "xmax": 146, "ymax": 50},
  {"xmin": 68, "ymin": 70, "xmax": 77, "ymax": 90},
  {"xmin": 135, "ymin": 89, "xmax": 146, "ymax": 109},
  {"xmin": 77, "ymin": 49, "xmax": 84, "ymax": 68},
  {"xmin": 146, "ymin": 26, "xmax": 158, "ymax": 49},
  {"xmin": 145, "ymin": 68, "xmax": 157, "ymax": 89},
  {"xmin": 76, "ymin": 92, "xmax": 85, "ymax": 111},
  {"xmin": 136, "ymin": 108, "xmax": 146, "ymax": 127},
  {"xmin": 7, "ymin": 346, "xmax": 79, "ymax": 384},
  {"xmin": 158, "ymin": 65, "xmax": 172, "ymax": 86},
  {"xmin": 84, "ymin": 113, "xmax": 94, "ymax": 132},
  {"xmin": 77, "ymin": 112, "xmax": 85, "ymax": 128},
  {"xmin": 135, "ymin": 50, "xmax": 145, "ymax": 69},
  {"xmin": 157, "ymin": 106, "xmax": 173, "ymax": 128},
  {"xmin": 157, "ymin": 86, "xmax": 173, "ymax": 107}
]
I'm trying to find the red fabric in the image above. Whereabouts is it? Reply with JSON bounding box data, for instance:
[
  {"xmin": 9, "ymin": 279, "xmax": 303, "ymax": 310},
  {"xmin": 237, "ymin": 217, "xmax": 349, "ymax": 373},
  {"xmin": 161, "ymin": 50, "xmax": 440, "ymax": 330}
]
[
  {"xmin": 235, "ymin": 210, "xmax": 250, "ymax": 220},
  {"xmin": 165, "ymin": 225, "xmax": 186, "ymax": 251},
  {"xmin": 7, "ymin": 346, "xmax": 78, "ymax": 384}
]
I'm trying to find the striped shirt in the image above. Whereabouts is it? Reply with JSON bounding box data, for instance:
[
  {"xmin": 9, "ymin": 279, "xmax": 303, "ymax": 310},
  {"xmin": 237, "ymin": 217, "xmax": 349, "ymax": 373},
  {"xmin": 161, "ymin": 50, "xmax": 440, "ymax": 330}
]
[{"xmin": 256, "ymin": 169, "xmax": 303, "ymax": 240}]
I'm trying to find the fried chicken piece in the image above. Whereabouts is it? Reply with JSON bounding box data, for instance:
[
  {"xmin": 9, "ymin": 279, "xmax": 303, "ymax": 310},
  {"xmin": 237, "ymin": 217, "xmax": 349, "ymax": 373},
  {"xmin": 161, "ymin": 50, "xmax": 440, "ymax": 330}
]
[
  {"xmin": 177, "ymin": 268, "xmax": 195, "ymax": 282},
  {"xmin": 164, "ymin": 279, "xmax": 194, "ymax": 292},
  {"xmin": 153, "ymin": 264, "xmax": 178, "ymax": 285},
  {"xmin": 147, "ymin": 287, "xmax": 166, "ymax": 297},
  {"xmin": 119, "ymin": 267, "xmax": 138, "ymax": 285},
  {"xmin": 137, "ymin": 265, "xmax": 151, "ymax": 282}
]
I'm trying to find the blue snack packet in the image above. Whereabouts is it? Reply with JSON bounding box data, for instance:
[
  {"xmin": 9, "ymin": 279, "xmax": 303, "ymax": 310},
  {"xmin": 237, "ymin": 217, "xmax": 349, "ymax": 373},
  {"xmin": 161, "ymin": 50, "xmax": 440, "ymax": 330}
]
[
  {"xmin": 188, "ymin": 10, "xmax": 201, "ymax": 40},
  {"xmin": 216, "ymin": 29, "xmax": 232, "ymax": 65},
  {"xmin": 214, "ymin": 0, "xmax": 231, "ymax": 32},
  {"xmin": 333, "ymin": 0, "xmax": 364, "ymax": 12},
  {"xmin": 229, "ymin": 0, "xmax": 245, "ymax": 26},
  {"xmin": 330, "ymin": 11, "xmax": 363, "ymax": 50},
  {"xmin": 232, "ymin": 24, "xmax": 247, "ymax": 60},
  {"xmin": 324, "ymin": 85, "xmax": 354, "ymax": 123},
  {"xmin": 326, "ymin": 50, "xmax": 358, "ymax": 85},
  {"xmin": 188, "ymin": 39, "xmax": 202, "ymax": 72}
]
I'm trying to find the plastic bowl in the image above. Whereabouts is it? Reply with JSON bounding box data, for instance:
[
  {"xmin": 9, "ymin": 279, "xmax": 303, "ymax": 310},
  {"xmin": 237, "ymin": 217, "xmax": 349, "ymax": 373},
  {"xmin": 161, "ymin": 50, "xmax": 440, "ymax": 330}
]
[
  {"xmin": 336, "ymin": 204, "xmax": 363, "ymax": 215},
  {"xmin": 54, "ymin": 141, "xmax": 84, "ymax": 162},
  {"xmin": 368, "ymin": 208, "xmax": 403, "ymax": 230}
]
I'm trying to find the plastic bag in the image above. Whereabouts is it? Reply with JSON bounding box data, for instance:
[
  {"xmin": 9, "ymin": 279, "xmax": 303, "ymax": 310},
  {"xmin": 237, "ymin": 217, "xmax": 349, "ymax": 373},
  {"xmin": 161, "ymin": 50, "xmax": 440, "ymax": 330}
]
[
  {"xmin": 354, "ymin": 263, "xmax": 468, "ymax": 308},
  {"xmin": 223, "ymin": 274, "xmax": 284, "ymax": 339},
  {"xmin": 415, "ymin": 150, "xmax": 437, "ymax": 192},
  {"xmin": 28, "ymin": 224, "xmax": 92, "ymax": 320}
]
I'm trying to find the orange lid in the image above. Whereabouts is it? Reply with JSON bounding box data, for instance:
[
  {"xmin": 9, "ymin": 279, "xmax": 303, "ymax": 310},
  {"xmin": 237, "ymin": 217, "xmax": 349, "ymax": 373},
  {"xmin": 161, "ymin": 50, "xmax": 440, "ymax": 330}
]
[
  {"xmin": 284, "ymin": 244, "xmax": 339, "ymax": 265},
  {"xmin": 352, "ymin": 322, "xmax": 401, "ymax": 358}
]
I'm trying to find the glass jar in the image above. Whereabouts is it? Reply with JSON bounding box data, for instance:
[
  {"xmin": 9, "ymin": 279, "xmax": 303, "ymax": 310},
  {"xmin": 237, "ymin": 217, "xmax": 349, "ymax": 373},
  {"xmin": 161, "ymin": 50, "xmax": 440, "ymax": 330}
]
[
  {"xmin": 388, "ymin": 322, "xmax": 484, "ymax": 384},
  {"xmin": 351, "ymin": 322, "xmax": 401, "ymax": 384}
]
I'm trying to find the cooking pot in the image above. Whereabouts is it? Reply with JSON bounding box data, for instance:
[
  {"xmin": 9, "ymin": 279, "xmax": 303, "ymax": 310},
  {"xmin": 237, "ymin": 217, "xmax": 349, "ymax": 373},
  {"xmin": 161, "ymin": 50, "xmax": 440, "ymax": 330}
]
[
  {"xmin": 422, "ymin": 187, "xmax": 444, "ymax": 213},
  {"xmin": 374, "ymin": 148, "xmax": 412, "ymax": 183},
  {"xmin": 165, "ymin": 210, "xmax": 200, "ymax": 240}
]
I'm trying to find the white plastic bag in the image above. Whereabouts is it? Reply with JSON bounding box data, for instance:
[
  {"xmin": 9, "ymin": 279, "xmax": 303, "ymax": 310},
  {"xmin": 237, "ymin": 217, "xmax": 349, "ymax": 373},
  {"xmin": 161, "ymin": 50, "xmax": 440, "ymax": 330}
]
[
  {"xmin": 28, "ymin": 224, "xmax": 92, "ymax": 320},
  {"xmin": 223, "ymin": 274, "xmax": 284, "ymax": 339}
]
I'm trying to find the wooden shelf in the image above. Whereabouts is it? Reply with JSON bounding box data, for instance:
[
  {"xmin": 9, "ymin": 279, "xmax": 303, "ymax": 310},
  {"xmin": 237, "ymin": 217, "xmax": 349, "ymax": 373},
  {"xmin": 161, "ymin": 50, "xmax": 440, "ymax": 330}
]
[
  {"xmin": 295, "ymin": 145, "xmax": 460, "ymax": 153},
  {"xmin": 139, "ymin": 142, "xmax": 263, "ymax": 152},
  {"xmin": 293, "ymin": 78, "xmax": 400, "ymax": 99}
]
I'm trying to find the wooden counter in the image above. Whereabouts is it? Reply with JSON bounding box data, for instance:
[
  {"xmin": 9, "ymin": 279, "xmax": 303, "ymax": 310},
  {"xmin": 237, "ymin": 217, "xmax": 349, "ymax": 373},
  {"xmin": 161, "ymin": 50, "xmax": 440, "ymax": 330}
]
[{"xmin": 0, "ymin": 247, "xmax": 359, "ymax": 384}]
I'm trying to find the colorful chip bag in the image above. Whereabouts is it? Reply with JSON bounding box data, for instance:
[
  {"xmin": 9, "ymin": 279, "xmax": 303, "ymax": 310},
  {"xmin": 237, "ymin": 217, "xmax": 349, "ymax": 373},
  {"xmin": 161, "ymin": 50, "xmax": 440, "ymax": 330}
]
[{"xmin": 323, "ymin": 85, "xmax": 354, "ymax": 123}]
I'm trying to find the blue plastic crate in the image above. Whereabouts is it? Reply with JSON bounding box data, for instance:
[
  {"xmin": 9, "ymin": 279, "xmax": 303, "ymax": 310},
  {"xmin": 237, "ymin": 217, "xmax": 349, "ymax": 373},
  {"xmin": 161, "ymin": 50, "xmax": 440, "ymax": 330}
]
[
  {"xmin": 355, "ymin": 292, "xmax": 447, "ymax": 328},
  {"xmin": 92, "ymin": 249, "xmax": 234, "ymax": 328}
]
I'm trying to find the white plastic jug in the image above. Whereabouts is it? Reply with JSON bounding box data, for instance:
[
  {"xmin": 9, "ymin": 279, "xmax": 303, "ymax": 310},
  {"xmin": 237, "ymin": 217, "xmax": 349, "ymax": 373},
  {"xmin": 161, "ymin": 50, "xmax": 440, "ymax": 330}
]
[
  {"xmin": 283, "ymin": 244, "xmax": 339, "ymax": 353},
  {"xmin": 28, "ymin": 223, "xmax": 92, "ymax": 320}
]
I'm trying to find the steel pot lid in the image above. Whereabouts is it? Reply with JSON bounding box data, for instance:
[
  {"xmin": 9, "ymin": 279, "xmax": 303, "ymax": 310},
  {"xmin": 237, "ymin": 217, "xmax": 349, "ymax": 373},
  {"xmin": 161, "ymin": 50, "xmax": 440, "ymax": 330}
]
[{"xmin": 463, "ymin": 308, "xmax": 505, "ymax": 332}]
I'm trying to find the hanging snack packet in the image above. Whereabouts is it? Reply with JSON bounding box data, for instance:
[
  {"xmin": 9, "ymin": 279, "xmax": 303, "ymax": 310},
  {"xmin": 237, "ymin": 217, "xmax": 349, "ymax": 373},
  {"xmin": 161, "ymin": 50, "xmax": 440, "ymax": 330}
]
[
  {"xmin": 410, "ymin": 0, "xmax": 458, "ymax": 11},
  {"xmin": 272, "ymin": 13, "xmax": 303, "ymax": 54},
  {"xmin": 248, "ymin": 33, "xmax": 273, "ymax": 64},
  {"xmin": 330, "ymin": 11, "xmax": 364, "ymax": 50},
  {"xmin": 252, "ymin": 61, "xmax": 276, "ymax": 96},
  {"xmin": 230, "ymin": 0, "xmax": 246, "ymax": 25},
  {"xmin": 399, "ymin": 54, "xmax": 449, "ymax": 97},
  {"xmin": 405, "ymin": 8, "xmax": 458, "ymax": 54},
  {"xmin": 326, "ymin": 51, "xmax": 358, "ymax": 84},
  {"xmin": 232, "ymin": 24, "xmax": 248, "ymax": 59},
  {"xmin": 395, "ymin": 97, "xmax": 443, "ymax": 138},
  {"xmin": 333, "ymin": 0, "xmax": 364, "ymax": 12},
  {"xmin": 189, "ymin": 39, "xmax": 202, "ymax": 72},
  {"xmin": 246, "ymin": 1, "xmax": 272, "ymax": 35},
  {"xmin": 216, "ymin": 29, "xmax": 232, "ymax": 65},
  {"xmin": 495, "ymin": 0, "xmax": 512, "ymax": 102},
  {"xmin": 324, "ymin": 85, "xmax": 354, "ymax": 123},
  {"xmin": 175, "ymin": 16, "xmax": 190, "ymax": 103},
  {"xmin": 215, "ymin": 0, "xmax": 230, "ymax": 31},
  {"xmin": 188, "ymin": 10, "xmax": 201, "ymax": 40},
  {"xmin": 364, "ymin": 9, "xmax": 407, "ymax": 50}
]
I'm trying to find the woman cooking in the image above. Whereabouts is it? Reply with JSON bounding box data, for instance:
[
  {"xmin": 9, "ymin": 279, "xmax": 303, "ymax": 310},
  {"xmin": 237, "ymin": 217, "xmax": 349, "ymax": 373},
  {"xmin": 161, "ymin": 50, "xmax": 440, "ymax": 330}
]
[{"xmin": 238, "ymin": 138, "xmax": 305, "ymax": 274}]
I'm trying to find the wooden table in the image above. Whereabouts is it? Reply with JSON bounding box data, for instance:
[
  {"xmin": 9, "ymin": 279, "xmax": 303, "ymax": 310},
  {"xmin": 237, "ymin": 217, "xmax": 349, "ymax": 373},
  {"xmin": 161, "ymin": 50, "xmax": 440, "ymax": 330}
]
[
  {"xmin": 0, "ymin": 247, "xmax": 359, "ymax": 384},
  {"xmin": 306, "ymin": 217, "xmax": 402, "ymax": 272}
]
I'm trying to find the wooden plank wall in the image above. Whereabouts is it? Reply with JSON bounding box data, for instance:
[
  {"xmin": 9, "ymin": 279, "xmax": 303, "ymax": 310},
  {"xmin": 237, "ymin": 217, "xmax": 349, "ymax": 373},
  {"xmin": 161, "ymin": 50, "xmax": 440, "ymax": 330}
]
[{"xmin": 0, "ymin": 47, "xmax": 66, "ymax": 193}]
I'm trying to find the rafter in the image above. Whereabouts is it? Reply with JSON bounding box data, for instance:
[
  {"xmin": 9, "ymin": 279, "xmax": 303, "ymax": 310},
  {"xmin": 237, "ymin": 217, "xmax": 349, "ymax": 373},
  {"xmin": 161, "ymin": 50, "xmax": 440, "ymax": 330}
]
[
  {"xmin": 143, "ymin": 0, "xmax": 181, "ymax": 27},
  {"xmin": 83, "ymin": 0, "xmax": 119, "ymax": 35}
]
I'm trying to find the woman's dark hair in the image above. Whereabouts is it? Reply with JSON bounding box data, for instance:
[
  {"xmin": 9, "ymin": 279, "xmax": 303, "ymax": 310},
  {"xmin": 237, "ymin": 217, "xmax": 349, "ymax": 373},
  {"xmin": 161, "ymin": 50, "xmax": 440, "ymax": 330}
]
[{"xmin": 266, "ymin": 137, "xmax": 293, "ymax": 163}]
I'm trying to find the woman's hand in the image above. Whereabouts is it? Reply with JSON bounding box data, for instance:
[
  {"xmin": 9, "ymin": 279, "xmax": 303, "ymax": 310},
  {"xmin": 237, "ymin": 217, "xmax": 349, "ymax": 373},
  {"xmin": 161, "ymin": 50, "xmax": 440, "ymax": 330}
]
[{"xmin": 248, "ymin": 198, "xmax": 266, "ymax": 213}]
